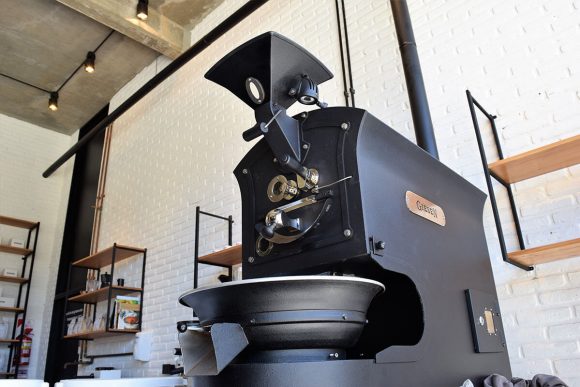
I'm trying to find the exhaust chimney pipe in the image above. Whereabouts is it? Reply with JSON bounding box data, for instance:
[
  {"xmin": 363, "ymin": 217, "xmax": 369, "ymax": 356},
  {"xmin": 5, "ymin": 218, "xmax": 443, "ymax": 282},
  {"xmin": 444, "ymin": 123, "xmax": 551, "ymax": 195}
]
[{"xmin": 390, "ymin": 0, "xmax": 439, "ymax": 159}]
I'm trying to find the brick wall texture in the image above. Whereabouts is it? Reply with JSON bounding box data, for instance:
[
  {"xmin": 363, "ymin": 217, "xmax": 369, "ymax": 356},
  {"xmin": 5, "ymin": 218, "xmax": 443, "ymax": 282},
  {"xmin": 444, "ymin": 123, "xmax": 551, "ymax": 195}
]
[
  {"xmin": 0, "ymin": 113, "xmax": 74, "ymax": 378},
  {"xmin": 75, "ymin": 0, "xmax": 580, "ymax": 384}
]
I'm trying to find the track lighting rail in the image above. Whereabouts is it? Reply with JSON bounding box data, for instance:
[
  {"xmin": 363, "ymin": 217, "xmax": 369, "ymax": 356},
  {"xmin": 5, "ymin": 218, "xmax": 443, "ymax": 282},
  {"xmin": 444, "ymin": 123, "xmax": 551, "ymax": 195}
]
[{"xmin": 43, "ymin": 0, "xmax": 270, "ymax": 178}]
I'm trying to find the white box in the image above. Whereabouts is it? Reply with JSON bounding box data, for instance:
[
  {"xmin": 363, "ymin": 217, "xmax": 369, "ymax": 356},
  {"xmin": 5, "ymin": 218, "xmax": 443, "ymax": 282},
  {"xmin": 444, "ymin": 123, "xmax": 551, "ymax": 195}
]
[
  {"xmin": 0, "ymin": 297, "xmax": 15, "ymax": 308},
  {"xmin": 9, "ymin": 239, "xmax": 24, "ymax": 248},
  {"xmin": 2, "ymin": 268, "xmax": 18, "ymax": 277},
  {"xmin": 95, "ymin": 370, "xmax": 121, "ymax": 379}
]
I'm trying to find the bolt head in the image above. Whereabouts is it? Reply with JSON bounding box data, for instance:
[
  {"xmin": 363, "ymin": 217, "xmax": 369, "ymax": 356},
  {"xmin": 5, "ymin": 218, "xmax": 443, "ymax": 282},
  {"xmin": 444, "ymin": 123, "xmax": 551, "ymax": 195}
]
[
  {"xmin": 248, "ymin": 256, "xmax": 255, "ymax": 263},
  {"xmin": 242, "ymin": 168, "xmax": 248, "ymax": 174},
  {"xmin": 343, "ymin": 229, "xmax": 352, "ymax": 237},
  {"xmin": 478, "ymin": 316, "xmax": 485, "ymax": 326},
  {"xmin": 375, "ymin": 240, "xmax": 386, "ymax": 250},
  {"xmin": 302, "ymin": 144, "xmax": 309, "ymax": 149},
  {"xmin": 340, "ymin": 122, "xmax": 349, "ymax": 130}
]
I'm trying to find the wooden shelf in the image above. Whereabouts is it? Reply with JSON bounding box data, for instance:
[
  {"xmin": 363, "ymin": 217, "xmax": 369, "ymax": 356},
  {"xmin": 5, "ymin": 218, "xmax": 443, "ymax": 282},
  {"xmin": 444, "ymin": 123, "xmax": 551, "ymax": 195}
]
[
  {"xmin": 0, "ymin": 372, "xmax": 16, "ymax": 377},
  {"xmin": 489, "ymin": 134, "xmax": 580, "ymax": 184},
  {"xmin": 509, "ymin": 238, "xmax": 580, "ymax": 266},
  {"xmin": 0, "ymin": 244, "xmax": 32, "ymax": 256},
  {"xmin": 0, "ymin": 339, "xmax": 19, "ymax": 344},
  {"xmin": 199, "ymin": 245, "xmax": 242, "ymax": 266},
  {"xmin": 0, "ymin": 275, "xmax": 27, "ymax": 284},
  {"xmin": 72, "ymin": 244, "xmax": 145, "ymax": 269},
  {"xmin": 69, "ymin": 286, "xmax": 142, "ymax": 303},
  {"xmin": 63, "ymin": 329, "xmax": 140, "ymax": 340},
  {"xmin": 0, "ymin": 306, "xmax": 24, "ymax": 313},
  {"xmin": 0, "ymin": 215, "xmax": 38, "ymax": 230}
]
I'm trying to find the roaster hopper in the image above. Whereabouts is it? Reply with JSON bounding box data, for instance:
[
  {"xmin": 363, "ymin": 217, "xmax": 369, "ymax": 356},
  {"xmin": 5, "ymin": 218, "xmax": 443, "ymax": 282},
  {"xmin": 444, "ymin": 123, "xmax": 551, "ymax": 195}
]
[{"xmin": 178, "ymin": 32, "xmax": 511, "ymax": 387}]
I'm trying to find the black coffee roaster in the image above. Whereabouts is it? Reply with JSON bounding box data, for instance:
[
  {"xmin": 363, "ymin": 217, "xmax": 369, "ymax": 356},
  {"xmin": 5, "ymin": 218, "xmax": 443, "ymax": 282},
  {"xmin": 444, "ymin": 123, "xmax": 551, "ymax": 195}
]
[{"xmin": 177, "ymin": 31, "xmax": 511, "ymax": 386}]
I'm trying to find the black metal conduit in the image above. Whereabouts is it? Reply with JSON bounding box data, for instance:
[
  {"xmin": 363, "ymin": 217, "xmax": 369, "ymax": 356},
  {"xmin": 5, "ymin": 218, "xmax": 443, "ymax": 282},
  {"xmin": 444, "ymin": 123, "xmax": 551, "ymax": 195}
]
[
  {"xmin": 43, "ymin": 0, "xmax": 270, "ymax": 178},
  {"xmin": 334, "ymin": 0, "xmax": 356, "ymax": 108},
  {"xmin": 340, "ymin": 0, "xmax": 356, "ymax": 107},
  {"xmin": 390, "ymin": 0, "xmax": 439, "ymax": 159},
  {"xmin": 334, "ymin": 0, "xmax": 350, "ymax": 107}
]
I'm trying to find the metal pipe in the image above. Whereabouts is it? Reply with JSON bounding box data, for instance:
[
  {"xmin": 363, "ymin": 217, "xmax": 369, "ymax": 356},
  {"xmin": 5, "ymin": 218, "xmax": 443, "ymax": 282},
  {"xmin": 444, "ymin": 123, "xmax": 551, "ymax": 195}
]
[
  {"xmin": 334, "ymin": 0, "xmax": 350, "ymax": 106},
  {"xmin": 43, "ymin": 0, "xmax": 269, "ymax": 178},
  {"xmin": 390, "ymin": 0, "xmax": 439, "ymax": 159},
  {"xmin": 340, "ymin": 0, "xmax": 356, "ymax": 107}
]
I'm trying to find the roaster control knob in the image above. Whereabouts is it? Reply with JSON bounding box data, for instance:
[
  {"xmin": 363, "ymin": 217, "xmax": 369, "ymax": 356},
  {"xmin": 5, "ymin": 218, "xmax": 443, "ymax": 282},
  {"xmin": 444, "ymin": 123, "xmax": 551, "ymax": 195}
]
[{"xmin": 375, "ymin": 240, "xmax": 386, "ymax": 250}]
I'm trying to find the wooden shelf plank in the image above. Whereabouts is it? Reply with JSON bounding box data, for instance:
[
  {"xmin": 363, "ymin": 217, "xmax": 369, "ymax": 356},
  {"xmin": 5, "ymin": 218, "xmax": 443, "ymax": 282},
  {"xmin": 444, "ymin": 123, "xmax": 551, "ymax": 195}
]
[
  {"xmin": 0, "ymin": 215, "xmax": 38, "ymax": 229},
  {"xmin": 509, "ymin": 237, "xmax": 580, "ymax": 266},
  {"xmin": 63, "ymin": 329, "xmax": 140, "ymax": 340},
  {"xmin": 0, "ymin": 372, "xmax": 16, "ymax": 377},
  {"xmin": 72, "ymin": 244, "xmax": 145, "ymax": 269},
  {"xmin": 0, "ymin": 244, "xmax": 32, "ymax": 256},
  {"xmin": 0, "ymin": 339, "xmax": 19, "ymax": 344},
  {"xmin": 489, "ymin": 134, "xmax": 580, "ymax": 184},
  {"xmin": 199, "ymin": 245, "xmax": 242, "ymax": 266},
  {"xmin": 0, "ymin": 306, "xmax": 24, "ymax": 313},
  {"xmin": 68, "ymin": 286, "xmax": 142, "ymax": 303},
  {"xmin": 0, "ymin": 275, "xmax": 28, "ymax": 284}
]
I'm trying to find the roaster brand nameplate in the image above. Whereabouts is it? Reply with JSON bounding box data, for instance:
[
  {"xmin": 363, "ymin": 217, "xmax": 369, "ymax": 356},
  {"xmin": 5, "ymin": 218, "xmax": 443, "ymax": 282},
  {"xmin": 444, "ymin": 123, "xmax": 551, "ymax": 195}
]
[{"xmin": 405, "ymin": 191, "xmax": 446, "ymax": 226}]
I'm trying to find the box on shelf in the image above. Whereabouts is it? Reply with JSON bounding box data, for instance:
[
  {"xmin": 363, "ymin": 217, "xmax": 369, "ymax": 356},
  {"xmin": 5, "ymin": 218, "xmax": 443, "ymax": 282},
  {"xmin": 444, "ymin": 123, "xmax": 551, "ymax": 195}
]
[
  {"xmin": 1, "ymin": 268, "xmax": 18, "ymax": 277},
  {"xmin": 0, "ymin": 297, "xmax": 16, "ymax": 308},
  {"xmin": 9, "ymin": 239, "xmax": 24, "ymax": 248}
]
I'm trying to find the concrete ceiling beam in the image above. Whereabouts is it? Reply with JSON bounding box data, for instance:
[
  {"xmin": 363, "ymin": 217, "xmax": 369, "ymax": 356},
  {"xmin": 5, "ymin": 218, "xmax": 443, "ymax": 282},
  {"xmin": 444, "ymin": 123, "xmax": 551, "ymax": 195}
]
[{"xmin": 57, "ymin": 0, "xmax": 186, "ymax": 59}]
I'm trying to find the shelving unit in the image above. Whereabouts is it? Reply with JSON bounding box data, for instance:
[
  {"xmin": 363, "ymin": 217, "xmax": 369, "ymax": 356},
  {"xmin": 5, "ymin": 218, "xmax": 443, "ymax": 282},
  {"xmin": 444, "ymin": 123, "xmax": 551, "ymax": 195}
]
[
  {"xmin": 0, "ymin": 215, "xmax": 40, "ymax": 379},
  {"xmin": 62, "ymin": 243, "xmax": 146, "ymax": 340},
  {"xmin": 194, "ymin": 207, "xmax": 241, "ymax": 288},
  {"xmin": 467, "ymin": 91, "xmax": 580, "ymax": 270}
]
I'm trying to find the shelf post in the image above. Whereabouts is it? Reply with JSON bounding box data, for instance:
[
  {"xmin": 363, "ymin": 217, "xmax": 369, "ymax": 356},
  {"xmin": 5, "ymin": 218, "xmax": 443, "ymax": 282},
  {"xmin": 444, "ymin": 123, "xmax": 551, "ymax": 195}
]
[
  {"xmin": 106, "ymin": 243, "xmax": 117, "ymax": 332},
  {"xmin": 466, "ymin": 90, "xmax": 533, "ymax": 271},
  {"xmin": 138, "ymin": 249, "xmax": 147, "ymax": 332},
  {"xmin": 194, "ymin": 207, "xmax": 200, "ymax": 289}
]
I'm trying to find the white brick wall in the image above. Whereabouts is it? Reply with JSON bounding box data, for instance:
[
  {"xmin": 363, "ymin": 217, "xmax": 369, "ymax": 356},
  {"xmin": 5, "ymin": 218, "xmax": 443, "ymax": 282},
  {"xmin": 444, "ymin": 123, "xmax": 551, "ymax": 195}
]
[
  {"xmin": 0, "ymin": 113, "xmax": 75, "ymax": 378},
  {"xmin": 86, "ymin": 0, "xmax": 580, "ymax": 384}
]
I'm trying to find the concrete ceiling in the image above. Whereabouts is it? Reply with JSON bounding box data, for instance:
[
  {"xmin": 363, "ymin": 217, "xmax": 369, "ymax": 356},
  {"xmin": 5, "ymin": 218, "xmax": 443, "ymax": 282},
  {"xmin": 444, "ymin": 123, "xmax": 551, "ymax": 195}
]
[
  {"xmin": 151, "ymin": 0, "xmax": 225, "ymax": 29},
  {"xmin": 0, "ymin": 0, "xmax": 224, "ymax": 135}
]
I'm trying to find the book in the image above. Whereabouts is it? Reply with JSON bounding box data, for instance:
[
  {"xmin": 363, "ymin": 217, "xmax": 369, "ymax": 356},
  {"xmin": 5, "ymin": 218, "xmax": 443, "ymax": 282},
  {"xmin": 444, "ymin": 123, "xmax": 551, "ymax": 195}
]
[{"xmin": 114, "ymin": 296, "xmax": 140, "ymax": 330}]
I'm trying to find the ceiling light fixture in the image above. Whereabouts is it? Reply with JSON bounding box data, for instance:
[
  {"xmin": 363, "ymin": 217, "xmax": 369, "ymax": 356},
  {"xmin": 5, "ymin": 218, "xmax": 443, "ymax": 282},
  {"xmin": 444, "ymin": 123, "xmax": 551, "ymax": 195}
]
[
  {"xmin": 84, "ymin": 51, "xmax": 95, "ymax": 73},
  {"xmin": 48, "ymin": 92, "xmax": 59, "ymax": 111},
  {"xmin": 137, "ymin": 0, "xmax": 148, "ymax": 20}
]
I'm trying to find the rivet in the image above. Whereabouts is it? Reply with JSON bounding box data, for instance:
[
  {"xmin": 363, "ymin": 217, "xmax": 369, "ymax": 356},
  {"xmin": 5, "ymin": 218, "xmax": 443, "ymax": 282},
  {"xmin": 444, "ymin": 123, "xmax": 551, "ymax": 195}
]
[
  {"xmin": 340, "ymin": 122, "xmax": 349, "ymax": 130},
  {"xmin": 273, "ymin": 158, "xmax": 277, "ymax": 163},
  {"xmin": 343, "ymin": 229, "xmax": 352, "ymax": 238},
  {"xmin": 342, "ymin": 314, "xmax": 347, "ymax": 320},
  {"xmin": 478, "ymin": 316, "xmax": 485, "ymax": 326},
  {"xmin": 242, "ymin": 169, "xmax": 248, "ymax": 174},
  {"xmin": 250, "ymin": 318, "xmax": 256, "ymax": 324},
  {"xmin": 301, "ymin": 113, "xmax": 307, "ymax": 118},
  {"xmin": 248, "ymin": 256, "xmax": 255, "ymax": 263},
  {"xmin": 302, "ymin": 144, "xmax": 309, "ymax": 149}
]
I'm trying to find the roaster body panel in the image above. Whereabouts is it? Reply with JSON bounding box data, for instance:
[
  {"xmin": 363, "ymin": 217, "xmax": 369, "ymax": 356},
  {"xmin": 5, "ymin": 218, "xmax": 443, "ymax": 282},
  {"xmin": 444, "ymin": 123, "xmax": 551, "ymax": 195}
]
[{"xmin": 231, "ymin": 106, "xmax": 511, "ymax": 386}]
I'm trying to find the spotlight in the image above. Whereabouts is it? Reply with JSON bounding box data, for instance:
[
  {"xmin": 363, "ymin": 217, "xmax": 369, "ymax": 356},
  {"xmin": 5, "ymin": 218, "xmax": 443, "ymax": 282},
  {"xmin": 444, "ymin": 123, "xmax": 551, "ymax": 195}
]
[
  {"xmin": 136, "ymin": 0, "xmax": 148, "ymax": 20},
  {"xmin": 48, "ymin": 92, "xmax": 58, "ymax": 111},
  {"xmin": 288, "ymin": 74, "xmax": 327, "ymax": 108},
  {"xmin": 84, "ymin": 51, "xmax": 95, "ymax": 73}
]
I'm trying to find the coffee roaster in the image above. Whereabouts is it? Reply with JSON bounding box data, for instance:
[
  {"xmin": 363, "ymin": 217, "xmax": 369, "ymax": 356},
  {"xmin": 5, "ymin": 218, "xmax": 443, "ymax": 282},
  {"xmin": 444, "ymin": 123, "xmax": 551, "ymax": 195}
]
[{"xmin": 177, "ymin": 31, "xmax": 511, "ymax": 387}]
